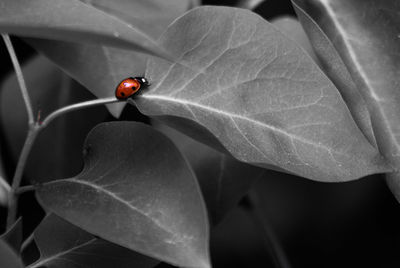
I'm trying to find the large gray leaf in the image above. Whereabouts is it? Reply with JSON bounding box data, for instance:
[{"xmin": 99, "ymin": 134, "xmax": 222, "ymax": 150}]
[
  {"xmin": 29, "ymin": 214, "xmax": 158, "ymax": 268},
  {"xmin": 135, "ymin": 6, "xmax": 390, "ymax": 182},
  {"xmin": 0, "ymin": 0, "xmax": 167, "ymax": 58},
  {"xmin": 291, "ymin": 1, "xmax": 400, "ymax": 196},
  {"xmin": 36, "ymin": 122, "xmax": 210, "ymax": 268},
  {"xmin": 291, "ymin": 0, "xmax": 377, "ymax": 147},
  {"xmin": 25, "ymin": 0, "xmax": 194, "ymax": 117}
]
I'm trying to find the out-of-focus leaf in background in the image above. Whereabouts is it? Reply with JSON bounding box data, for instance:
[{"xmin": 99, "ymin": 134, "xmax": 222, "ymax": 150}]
[
  {"xmin": 0, "ymin": 0, "xmax": 167, "ymax": 57},
  {"xmin": 0, "ymin": 218, "xmax": 22, "ymax": 252},
  {"xmin": 292, "ymin": 0, "xmax": 400, "ymax": 199},
  {"xmin": 0, "ymin": 55, "xmax": 109, "ymax": 182},
  {"xmin": 154, "ymin": 121, "xmax": 265, "ymax": 225},
  {"xmin": 24, "ymin": 0, "xmax": 195, "ymax": 117},
  {"xmin": 137, "ymin": 6, "xmax": 390, "ymax": 182},
  {"xmin": 29, "ymin": 214, "xmax": 158, "ymax": 268},
  {"xmin": 36, "ymin": 122, "xmax": 210, "ymax": 268},
  {"xmin": 0, "ymin": 239, "xmax": 24, "ymax": 268}
]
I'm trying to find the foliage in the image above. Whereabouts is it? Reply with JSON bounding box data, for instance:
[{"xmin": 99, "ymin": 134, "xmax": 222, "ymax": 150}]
[{"xmin": 0, "ymin": 0, "xmax": 398, "ymax": 267}]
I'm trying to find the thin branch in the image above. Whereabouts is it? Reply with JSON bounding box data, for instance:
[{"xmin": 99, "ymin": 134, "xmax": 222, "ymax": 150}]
[
  {"xmin": 245, "ymin": 192, "xmax": 292, "ymax": 268},
  {"xmin": 1, "ymin": 34, "xmax": 35, "ymax": 125},
  {"xmin": 15, "ymin": 185, "xmax": 36, "ymax": 195},
  {"xmin": 7, "ymin": 128, "xmax": 39, "ymax": 228},
  {"xmin": 40, "ymin": 97, "xmax": 121, "ymax": 128}
]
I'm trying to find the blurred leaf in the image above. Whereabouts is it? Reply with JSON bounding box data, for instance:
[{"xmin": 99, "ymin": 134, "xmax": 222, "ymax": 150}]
[
  {"xmin": 136, "ymin": 6, "xmax": 390, "ymax": 182},
  {"xmin": 0, "ymin": 55, "xmax": 109, "ymax": 182},
  {"xmin": 237, "ymin": 0, "xmax": 266, "ymax": 10},
  {"xmin": 0, "ymin": 176, "xmax": 9, "ymax": 206},
  {"xmin": 25, "ymin": 0, "xmax": 194, "ymax": 117},
  {"xmin": 0, "ymin": 0, "xmax": 168, "ymax": 58},
  {"xmin": 291, "ymin": 1, "xmax": 400, "ymax": 197},
  {"xmin": 0, "ymin": 218, "xmax": 22, "ymax": 253},
  {"xmin": 30, "ymin": 214, "xmax": 158, "ymax": 268},
  {"xmin": 154, "ymin": 121, "xmax": 265, "ymax": 224},
  {"xmin": 292, "ymin": 0, "xmax": 377, "ymax": 147},
  {"xmin": 190, "ymin": 0, "xmax": 202, "ymax": 8},
  {"xmin": 36, "ymin": 122, "xmax": 210, "ymax": 268},
  {"xmin": 0, "ymin": 239, "xmax": 24, "ymax": 268}
]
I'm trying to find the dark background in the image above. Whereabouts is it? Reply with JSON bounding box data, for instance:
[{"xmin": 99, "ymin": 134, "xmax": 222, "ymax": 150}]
[{"xmin": 1, "ymin": 0, "xmax": 400, "ymax": 267}]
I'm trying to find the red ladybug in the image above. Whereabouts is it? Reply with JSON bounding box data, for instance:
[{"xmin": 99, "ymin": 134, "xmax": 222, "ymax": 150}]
[{"xmin": 115, "ymin": 77, "xmax": 149, "ymax": 99}]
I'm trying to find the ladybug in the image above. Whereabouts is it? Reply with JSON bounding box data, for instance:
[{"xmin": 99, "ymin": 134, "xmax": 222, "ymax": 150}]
[{"xmin": 115, "ymin": 77, "xmax": 149, "ymax": 99}]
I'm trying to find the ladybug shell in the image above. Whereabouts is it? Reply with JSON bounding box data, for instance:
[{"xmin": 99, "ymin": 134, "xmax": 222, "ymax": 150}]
[{"xmin": 115, "ymin": 78, "xmax": 141, "ymax": 99}]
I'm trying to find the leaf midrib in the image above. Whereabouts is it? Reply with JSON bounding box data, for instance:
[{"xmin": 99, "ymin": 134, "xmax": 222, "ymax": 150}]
[
  {"xmin": 142, "ymin": 94, "xmax": 346, "ymax": 160},
  {"xmin": 43, "ymin": 178, "xmax": 179, "ymax": 239}
]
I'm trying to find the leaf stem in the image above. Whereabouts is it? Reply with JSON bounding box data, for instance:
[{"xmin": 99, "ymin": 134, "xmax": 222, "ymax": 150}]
[
  {"xmin": 6, "ymin": 127, "xmax": 39, "ymax": 228},
  {"xmin": 40, "ymin": 97, "xmax": 121, "ymax": 128},
  {"xmin": 15, "ymin": 185, "xmax": 37, "ymax": 195},
  {"xmin": 1, "ymin": 34, "xmax": 34, "ymax": 125},
  {"xmin": 245, "ymin": 192, "xmax": 292, "ymax": 268}
]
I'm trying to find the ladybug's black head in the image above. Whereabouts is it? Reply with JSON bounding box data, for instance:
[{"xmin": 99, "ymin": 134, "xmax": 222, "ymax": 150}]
[{"xmin": 136, "ymin": 77, "xmax": 150, "ymax": 87}]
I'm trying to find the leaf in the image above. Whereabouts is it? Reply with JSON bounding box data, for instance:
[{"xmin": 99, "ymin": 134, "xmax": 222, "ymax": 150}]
[
  {"xmin": 236, "ymin": 0, "xmax": 266, "ymax": 10},
  {"xmin": 270, "ymin": 16, "xmax": 319, "ymax": 63},
  {"xmin": 134, "ymin": 6, "xmax": 391, "ymax": 182},
  {"xmin": 29, "ymin": 214, "xmax": 158, "ymax": 268},
  {"xmin": 24, "ymin": 0, "xmax": 194, "ymax": 117},
  {"xmin": 36, "ymin": 122, "xmax": 210, "ymax": 268},
  {"xmin": 0, "ymin": 0, "xmax": 168, "ymax": 58},
  {"xmin": 291, "ymin": 1, "xmax": 400, "ymax": 196},
  {"xmin": 0, "ymin": 55, "xmax": 109, "ymax": 182},
  {"xmin": 0, "ymin": 239, "xmax": 24, "ymax": 268},
  {"xmin": 0, "ymin": 218, "xmax": 23, "ymax": 253},
  {"xmin": 153, "ymin": 120, "xmax": 265, "ymax": 224},
  {"xmin": 0, "ymin": 176, "xmax": 9, "ymax": 206},
  {"xmin": 291, "ymin": 0, "xmax": 377, "ymax": 147},
  {"xmin": 190, "ymin": 0, "xmax": 202, "ymax": 9}
]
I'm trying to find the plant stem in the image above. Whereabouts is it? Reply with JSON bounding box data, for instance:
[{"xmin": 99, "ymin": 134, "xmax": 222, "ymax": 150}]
[
  {"xmin": 245, "ymin": 192, "xmax": 292, "ymax": 268},
  {"xmin": 15, "ymin": 185, "xmax": 37, "ymax": 195},
  {"xmin": 6, "ymin": 127, "xmax": 39, "ymax": 228},
  {"xmin": 40, "ymin": 97, "xmax": 120, "ymax": 127},
  {"xmin": 1, "ymin": 34, "xmax": 34, "ymax": 125}
]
